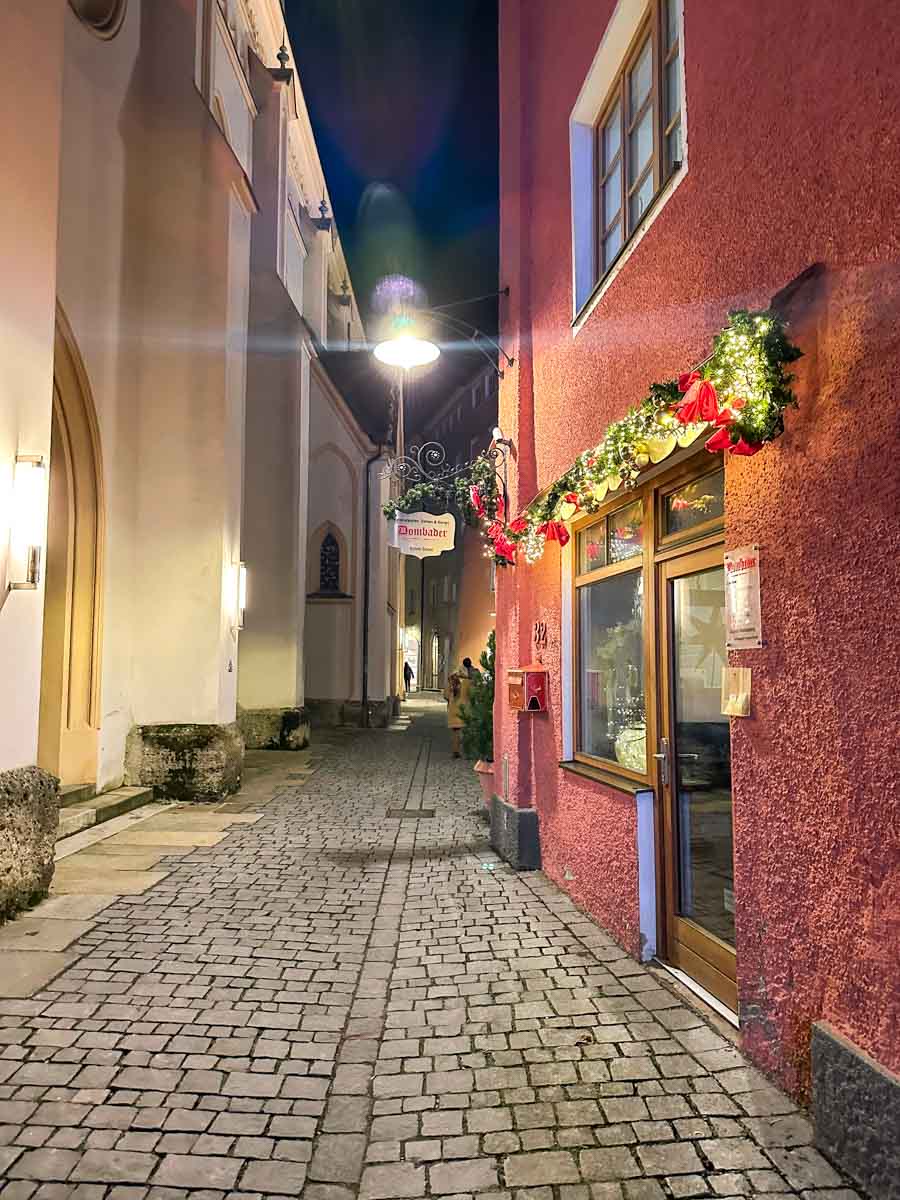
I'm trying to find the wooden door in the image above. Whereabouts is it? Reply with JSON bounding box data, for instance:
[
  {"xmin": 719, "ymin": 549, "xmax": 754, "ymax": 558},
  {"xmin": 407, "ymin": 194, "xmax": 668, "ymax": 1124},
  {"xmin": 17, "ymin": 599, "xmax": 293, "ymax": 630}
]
[{"xmin": 657, "ymin": 544, "xmax": 736, "ymax": 1010}]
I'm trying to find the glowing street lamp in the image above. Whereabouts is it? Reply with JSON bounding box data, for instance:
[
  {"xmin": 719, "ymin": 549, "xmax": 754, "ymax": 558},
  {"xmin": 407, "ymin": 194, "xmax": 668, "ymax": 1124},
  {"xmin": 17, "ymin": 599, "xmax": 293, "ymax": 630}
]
[{"xmin": 373, "ymin": 333, "xmax": 440, "ymax": 370}]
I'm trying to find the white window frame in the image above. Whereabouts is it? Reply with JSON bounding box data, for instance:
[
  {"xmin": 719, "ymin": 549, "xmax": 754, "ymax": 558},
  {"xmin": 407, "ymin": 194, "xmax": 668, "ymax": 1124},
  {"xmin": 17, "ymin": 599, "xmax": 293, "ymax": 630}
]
[{"xmin": 570, "ymin": 0, "xmax": 687, "ymax": 331}]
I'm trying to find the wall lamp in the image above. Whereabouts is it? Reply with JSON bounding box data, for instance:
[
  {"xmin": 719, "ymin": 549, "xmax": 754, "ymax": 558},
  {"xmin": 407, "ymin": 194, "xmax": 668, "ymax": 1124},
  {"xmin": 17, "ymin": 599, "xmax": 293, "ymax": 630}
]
[
  {"xmin": 236, "ymin": 562, "xmax": 247, "ymax": 630},
  {"xmin": 491, "ymin": 426, "xmax": 513, "ymax": 449},
  {"xmin": 8, "ymin": 455, "xmax": 48, "ymax": 590}
]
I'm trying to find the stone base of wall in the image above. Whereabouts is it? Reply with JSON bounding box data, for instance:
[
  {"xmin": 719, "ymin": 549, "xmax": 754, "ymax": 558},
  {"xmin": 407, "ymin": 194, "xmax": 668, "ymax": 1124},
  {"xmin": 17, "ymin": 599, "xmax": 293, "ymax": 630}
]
[
  {"xmin": 126, "ymin": 723, "xmax": 243, "ymax": 802},
  {"xmin": 0, "ymin": 767, "xmax": 60, "ymax": 923},
  {"xmin": 490, "ymin": 796, "xmax": 541, "ymax": 871},
  {"xmin": 237, "ymin": 707, "xmax": 310, "ymax": 751},
  {"xmin": 307, "ymin": 698, "xmax": 393, "ymax": 729},
  {"xmin": 811, "ymin": 1021, "xmax": 899, "ymax": 1200}
]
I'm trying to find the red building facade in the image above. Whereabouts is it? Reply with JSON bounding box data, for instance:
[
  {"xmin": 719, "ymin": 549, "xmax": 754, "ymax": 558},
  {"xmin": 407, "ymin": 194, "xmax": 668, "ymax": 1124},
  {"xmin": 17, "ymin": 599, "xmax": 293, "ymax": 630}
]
[{"xmin": 494, "ymin": 0, "xmax": 899, "ymax": 1188}]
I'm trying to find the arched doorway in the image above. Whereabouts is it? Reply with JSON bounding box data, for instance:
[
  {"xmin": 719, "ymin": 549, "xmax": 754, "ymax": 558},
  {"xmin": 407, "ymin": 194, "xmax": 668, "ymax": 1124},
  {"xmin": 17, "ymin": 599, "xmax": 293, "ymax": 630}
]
[{"xmin": 38, "ymin": 307, "xmax": 104, "ymax": 786}]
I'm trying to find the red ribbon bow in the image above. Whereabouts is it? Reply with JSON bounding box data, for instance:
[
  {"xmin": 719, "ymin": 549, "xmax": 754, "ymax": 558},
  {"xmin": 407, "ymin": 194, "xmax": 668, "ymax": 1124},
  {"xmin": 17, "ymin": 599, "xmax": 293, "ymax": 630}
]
[
  {"xmin": 538, "ymin": 520, "xmax": 571, "ymax": 547},
  {"xmin": 508, "ymin": 516, "xmax": 528, "ymax": 534},
  {"xmin": 676, "ymin": 378, "xmax": 719, "ymax": 424},
  {"xmin": 470, "ymin": 485, "xmax": 485, "ymax": 517},
  {"xmin": 493, "ymin": 535, "xmax": 517, "ymax": 563},
  {"xmin": 678, "ymin": 370, "xmax": 701, "ymax": 393},
  {"xmin": 486, "ymin": 520, "xmax": 505, "ymax": 540}
]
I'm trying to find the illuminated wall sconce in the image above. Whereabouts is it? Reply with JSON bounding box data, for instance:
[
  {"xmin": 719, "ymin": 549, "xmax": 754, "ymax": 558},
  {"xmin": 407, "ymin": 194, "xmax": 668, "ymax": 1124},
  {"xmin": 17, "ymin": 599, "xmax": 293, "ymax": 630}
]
[
  {"xmin": 8, "ymin": 455, "xmax": 48, "ymax": 590},
  {"xmin": 237, "ymin": 562, "xmax": 247, "ymax": 630}
]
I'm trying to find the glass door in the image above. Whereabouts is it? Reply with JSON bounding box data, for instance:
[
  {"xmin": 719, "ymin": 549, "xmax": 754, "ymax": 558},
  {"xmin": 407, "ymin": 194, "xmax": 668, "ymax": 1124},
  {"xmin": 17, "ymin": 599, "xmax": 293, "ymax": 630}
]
[{"xmin": 658, "ymin": 546, "xmax": 736, "ymax": 1010}]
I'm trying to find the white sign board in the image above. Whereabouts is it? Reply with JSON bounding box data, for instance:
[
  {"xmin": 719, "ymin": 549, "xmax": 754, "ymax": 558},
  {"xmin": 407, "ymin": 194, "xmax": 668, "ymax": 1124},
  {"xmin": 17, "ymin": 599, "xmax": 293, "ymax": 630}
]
[
  {"xmin": 390, "ymin": 511, "xmax": 455, "ymax": 559},
  {"xmin": 724, "ymin": 544, "xmax": 762, "ymax": 650}
]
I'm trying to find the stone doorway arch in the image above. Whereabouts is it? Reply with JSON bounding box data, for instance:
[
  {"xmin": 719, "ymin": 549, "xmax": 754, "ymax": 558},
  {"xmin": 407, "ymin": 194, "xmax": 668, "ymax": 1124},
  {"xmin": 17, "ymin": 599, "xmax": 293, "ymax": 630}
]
[{"xmin": 38, "ymin": 306, "xmax": 105, "ymax": 786}]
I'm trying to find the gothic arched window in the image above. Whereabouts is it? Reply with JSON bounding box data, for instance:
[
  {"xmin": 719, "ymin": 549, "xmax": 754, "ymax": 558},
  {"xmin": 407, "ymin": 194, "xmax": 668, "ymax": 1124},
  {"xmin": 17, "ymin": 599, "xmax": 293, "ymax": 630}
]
[{"xmin": 319, "ymin": 533, "xmax": 341, "ymax": 593}]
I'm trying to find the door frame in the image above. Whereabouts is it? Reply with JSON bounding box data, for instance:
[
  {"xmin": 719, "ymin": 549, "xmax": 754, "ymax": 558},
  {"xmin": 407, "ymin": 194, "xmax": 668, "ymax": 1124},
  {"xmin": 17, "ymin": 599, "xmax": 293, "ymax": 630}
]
[
  {"xmin": 657, "ymin": 542, "xmax": 736, "ymax": 1010},
  {"xmin": 38, "ymin": 305, "xmax": 105, "ymax": 786}
]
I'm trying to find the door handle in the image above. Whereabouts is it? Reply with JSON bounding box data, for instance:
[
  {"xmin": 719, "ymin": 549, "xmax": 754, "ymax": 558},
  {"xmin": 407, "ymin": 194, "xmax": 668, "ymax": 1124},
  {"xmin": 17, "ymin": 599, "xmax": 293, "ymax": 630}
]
[
  {"xmin": 677, "ymin": 752, "xmax": 699, "ymax": 760},
  {"xmin": 653, "ymin": 737, "xmax": 670, "ymax": 785}
]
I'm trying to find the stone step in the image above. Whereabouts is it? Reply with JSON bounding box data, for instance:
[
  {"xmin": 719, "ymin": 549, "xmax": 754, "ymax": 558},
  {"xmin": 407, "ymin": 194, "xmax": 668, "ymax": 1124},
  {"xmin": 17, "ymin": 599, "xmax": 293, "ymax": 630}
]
[
  {"xmin": 59, "ymin": 783, "xmax": 94, "ymax": 809},
  {"xmin": 56, "ymin": 786, "xmax": 155, "ymax": 841}
]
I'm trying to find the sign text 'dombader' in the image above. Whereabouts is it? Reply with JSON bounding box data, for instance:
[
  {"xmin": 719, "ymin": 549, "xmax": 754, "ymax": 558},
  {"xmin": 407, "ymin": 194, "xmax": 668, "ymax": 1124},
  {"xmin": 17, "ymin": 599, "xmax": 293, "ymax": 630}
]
[{"xmin": 389, "ymin": 511, "xmax": 456, "ymax": 559}]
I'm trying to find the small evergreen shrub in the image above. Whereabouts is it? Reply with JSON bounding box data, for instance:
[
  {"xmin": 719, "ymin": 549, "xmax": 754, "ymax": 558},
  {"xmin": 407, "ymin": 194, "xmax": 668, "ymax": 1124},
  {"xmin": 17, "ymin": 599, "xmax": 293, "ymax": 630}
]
[{"xmin": 460, "ymin": 631, "xmax": 495, "ymax": 762}]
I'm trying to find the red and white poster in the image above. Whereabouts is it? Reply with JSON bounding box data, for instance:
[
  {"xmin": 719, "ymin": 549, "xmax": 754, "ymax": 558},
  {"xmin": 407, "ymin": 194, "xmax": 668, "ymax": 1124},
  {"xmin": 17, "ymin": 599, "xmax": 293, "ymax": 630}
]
[{"xmin": 724, "ymin": 544, "xmax": 762, "ymax": 650}]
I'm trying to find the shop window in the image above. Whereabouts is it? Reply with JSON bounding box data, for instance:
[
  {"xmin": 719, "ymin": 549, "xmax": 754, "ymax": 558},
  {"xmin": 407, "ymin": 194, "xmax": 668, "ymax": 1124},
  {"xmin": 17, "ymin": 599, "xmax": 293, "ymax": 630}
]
[
  {"xmin": 662, "ymin": 468, "xmax": 725, "ymax": 539},
  {"xmin": 571, "ymin": 0, "xmax": 686, "ymax": 318},
  {"xmin": 572, "ymin": 462, "xmax": 724, "ymax": 782}
]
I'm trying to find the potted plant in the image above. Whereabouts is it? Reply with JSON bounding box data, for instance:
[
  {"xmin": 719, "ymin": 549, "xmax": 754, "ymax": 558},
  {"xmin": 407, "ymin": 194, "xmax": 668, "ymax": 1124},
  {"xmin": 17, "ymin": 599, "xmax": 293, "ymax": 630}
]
[{"xmin": 460, "ymin": 632, "xmax": 495, "ymax": 807}]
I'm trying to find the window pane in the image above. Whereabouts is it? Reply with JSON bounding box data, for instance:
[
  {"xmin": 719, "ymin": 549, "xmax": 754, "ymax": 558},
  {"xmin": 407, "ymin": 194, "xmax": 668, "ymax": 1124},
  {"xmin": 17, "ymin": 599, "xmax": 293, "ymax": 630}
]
[
  {"xmin": 603, "ymin": 102, "xmax": 621, "ymax": 166},
  {"xmin": 666, "ymin": 123, "xmax": 683, "ymax": 174},
  {"xmin": 665, "ymin": 0, "xmax": 679, "ymax": 50},
  {"xmin": 629, "ymin": 171, "xmax": 655, "ymax": 229},
  {"xmin": 577, "ymin": 526, "xmax": 606, "ymax": 574},
  {"xmin": 665, "ymin": 470, "xmax": 725, "ymax": 537},
  {"xmin": 628, "ymin": 37, "xmax": 652, "ymax": 118},
  {"xmin": 665, "ymin": 55, "xmax": 681, "ymax": 125},
  {"xmin": 628, "ymin": 108, "xmax": 654, "ymax": 185},
  {"xmin": 578, "ymin": 569, "xmax": 645, "ymax": 769},
  {"xmin": 603, "ymin": 224, "xmax": 623, "ymax": 271},
  {"xmin": 603, "ymin": 161, "xmax": 622, "ymax": 228},
  {"xmin": 607, "ymin": 499, "xmax": 644, "ymax": 562}
]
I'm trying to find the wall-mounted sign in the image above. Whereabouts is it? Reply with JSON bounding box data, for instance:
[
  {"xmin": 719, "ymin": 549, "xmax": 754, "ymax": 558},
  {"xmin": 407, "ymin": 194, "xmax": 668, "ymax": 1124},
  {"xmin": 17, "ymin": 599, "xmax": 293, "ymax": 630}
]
[
  {"xmin": 724, "ymin": 544, "xmax": 762, "ymax": 650},
  {"xmin": 389, "ymin": 511, "xmax": 455, "ymax": 559}
]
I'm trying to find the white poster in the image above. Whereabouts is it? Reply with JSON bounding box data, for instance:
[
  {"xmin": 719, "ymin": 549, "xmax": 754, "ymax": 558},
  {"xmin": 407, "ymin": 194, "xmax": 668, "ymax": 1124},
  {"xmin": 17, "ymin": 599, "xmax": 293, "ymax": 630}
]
[
  {"xmin": 724, "ymin": 544, "xmax": 762, "ymax": 650},
  {"xmin": 389, "ymin": 511, "xmax": 456, "ymax": 559}
]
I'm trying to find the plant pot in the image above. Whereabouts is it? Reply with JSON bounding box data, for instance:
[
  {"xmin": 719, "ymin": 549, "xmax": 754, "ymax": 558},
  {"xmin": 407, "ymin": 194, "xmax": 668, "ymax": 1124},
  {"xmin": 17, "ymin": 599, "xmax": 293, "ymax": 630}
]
[{"xmin": 473, "ymin": 759, "xmax": 495, "ymax": 807}]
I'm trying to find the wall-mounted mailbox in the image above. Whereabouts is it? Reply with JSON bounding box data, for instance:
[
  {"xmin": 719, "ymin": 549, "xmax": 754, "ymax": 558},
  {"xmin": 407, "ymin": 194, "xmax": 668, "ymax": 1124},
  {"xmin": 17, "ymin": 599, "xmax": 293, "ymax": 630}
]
[{"xmin": 507, "ymin": 664, "xmax": 548, "ymax": 713}]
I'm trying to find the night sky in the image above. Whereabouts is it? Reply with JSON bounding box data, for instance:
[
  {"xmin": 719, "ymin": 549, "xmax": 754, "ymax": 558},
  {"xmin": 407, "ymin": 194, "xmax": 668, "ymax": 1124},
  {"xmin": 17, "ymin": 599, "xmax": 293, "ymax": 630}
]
[{"xmin": 287, "ymin": 0, "xmax": 500, "ymax": 347}]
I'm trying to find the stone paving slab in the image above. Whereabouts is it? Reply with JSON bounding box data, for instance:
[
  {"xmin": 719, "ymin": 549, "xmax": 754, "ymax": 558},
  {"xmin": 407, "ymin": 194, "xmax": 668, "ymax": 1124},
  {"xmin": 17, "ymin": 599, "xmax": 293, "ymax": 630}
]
[
  {"xmin": 0, "ymin": 950, "xmax": 81, "ymax": 998},
  {"xmin": 0, "ymin": 920, "xmax": 93, "ymax": 953},
  {"xmin": 0, "ymin": 699, "xmax": 863, "ymax": 1199}
]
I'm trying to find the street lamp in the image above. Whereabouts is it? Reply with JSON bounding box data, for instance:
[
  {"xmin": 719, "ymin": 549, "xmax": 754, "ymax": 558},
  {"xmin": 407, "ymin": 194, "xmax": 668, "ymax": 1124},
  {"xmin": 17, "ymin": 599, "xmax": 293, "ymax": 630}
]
[{"xmin": 373, "ymin": 333, "xmax": 440, "ymax": 369}]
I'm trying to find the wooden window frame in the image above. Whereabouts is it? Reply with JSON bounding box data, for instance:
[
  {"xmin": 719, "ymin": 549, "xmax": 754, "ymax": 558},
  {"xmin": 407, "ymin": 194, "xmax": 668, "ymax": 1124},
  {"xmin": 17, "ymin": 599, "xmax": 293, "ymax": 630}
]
[
  {"xmin": 572, "ymin": 455, "xmax": 724, "ymax": 786},
  {"xmin": 593, "ymin": 0, "xmax": 681, "ymax": 285}
]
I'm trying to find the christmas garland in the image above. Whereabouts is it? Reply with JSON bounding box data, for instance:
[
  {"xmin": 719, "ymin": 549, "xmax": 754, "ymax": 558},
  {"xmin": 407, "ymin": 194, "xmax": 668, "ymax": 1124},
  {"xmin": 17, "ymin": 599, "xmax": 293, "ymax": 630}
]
[{"xmin": 384, "ymin": 309, "xmax": 801, "ymax": 567}]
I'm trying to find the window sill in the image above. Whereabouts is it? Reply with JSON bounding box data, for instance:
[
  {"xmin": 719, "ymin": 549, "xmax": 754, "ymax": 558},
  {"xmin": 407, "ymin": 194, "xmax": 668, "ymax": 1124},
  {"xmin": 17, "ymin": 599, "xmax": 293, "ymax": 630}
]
[
  {"xmin": 559, "ymin": 759, "xmax": 652, "ymax": 796},
  {"xmin": 307, "ymin": 592, "xmax": 353, "ymax": 602},
  {"xmin": 572, "ymin": 163, "xmax": 687, "ymax": 336}
]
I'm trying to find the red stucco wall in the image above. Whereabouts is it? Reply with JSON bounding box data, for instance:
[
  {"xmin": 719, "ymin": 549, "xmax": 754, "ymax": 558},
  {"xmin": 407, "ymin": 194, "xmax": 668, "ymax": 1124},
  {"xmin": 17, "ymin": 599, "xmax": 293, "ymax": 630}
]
[{"xmin": 497, "ymin": 0, "xmax": 900, "ymax": 1096}]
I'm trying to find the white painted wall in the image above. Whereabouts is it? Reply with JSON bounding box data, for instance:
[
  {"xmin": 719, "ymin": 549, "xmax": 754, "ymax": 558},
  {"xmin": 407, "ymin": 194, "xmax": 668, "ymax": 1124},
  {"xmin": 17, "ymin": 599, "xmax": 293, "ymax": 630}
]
[
  {"xmin": 57, "ymin": 0, "xmax": 253, "ymax": 785},
  {"xmin": 0, "ymin": 1, "xmax": 66, "ymax": 773}
]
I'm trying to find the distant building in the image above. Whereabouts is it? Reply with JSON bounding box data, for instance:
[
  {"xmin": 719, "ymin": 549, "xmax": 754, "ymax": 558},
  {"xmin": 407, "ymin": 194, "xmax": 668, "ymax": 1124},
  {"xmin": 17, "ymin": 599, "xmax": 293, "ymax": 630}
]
[{"xmin": 402, "ymin": 364, "xmax": 498, "ymax": 692}]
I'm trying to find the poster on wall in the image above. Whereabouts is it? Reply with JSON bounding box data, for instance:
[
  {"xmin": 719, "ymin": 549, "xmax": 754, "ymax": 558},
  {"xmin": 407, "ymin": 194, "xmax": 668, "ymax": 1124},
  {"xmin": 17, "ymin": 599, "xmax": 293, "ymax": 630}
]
[
  {"xmin": 389, "ymin": 511, "xmax": 455, "ymax": 559},
  {"xmin": 724, "ymin": 544, "xmax": 762, "ymax": 650}
]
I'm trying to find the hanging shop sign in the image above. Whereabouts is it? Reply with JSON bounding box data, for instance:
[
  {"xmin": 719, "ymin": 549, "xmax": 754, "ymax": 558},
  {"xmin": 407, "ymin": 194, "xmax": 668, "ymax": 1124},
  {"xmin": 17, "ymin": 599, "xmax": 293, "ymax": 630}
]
[
  {"xmin": 389, "ymin": 511, "xmax": 455, "ymax": 559},
  {"xmin": 724, "ymin": 545, "xmax": 762, "ymax": 650}
]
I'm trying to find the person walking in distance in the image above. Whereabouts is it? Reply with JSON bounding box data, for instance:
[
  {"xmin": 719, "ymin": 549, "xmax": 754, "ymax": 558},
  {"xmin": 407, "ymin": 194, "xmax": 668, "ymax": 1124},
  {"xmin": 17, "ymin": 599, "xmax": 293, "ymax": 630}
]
[
  {"xmin": 444, "ymin": 657, "xmax": 474, "ymax": 757},
  {"xmin": 403, "ymin": 661, "xmax": 414, "ymax": 694}
]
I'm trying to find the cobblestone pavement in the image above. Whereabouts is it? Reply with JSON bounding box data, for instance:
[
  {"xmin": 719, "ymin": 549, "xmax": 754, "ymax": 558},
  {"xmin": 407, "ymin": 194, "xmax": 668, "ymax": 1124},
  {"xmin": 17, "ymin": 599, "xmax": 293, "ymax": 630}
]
[{"xmin": 0, "ymin": 698, "xmax": 858, "ymax": 1200}]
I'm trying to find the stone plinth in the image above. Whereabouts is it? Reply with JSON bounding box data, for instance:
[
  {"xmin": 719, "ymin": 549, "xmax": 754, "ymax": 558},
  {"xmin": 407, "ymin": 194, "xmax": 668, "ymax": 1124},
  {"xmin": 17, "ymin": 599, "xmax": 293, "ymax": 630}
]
[
  {"xmin": 0, "ymin": 767, "xmax": 59, "ymax": 922},
  {"xmin": 126, "ymin": 723, "xmax": 243, "ymax": 802},
  {"xmin": 237, "ymin": 707, "xmax": 310, "ymax": 751}
]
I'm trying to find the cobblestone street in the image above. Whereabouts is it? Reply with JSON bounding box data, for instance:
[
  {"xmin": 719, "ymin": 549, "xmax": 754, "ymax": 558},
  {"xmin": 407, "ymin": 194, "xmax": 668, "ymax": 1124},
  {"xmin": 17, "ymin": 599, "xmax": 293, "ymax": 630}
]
[{"xmin": 0, "ymin": 698, "xmax": 857, "ymax": 1200}]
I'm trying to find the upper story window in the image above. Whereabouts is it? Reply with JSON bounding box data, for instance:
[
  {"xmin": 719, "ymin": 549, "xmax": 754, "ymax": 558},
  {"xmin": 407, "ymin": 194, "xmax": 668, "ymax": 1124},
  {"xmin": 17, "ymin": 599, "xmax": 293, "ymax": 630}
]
[
  {"xmin": 597, "ymin": 0, "xmax": 681, "ymax": 277},
  {"xmin": 571, "ymin": 0, "xmax": 686, "ymax": 319}
]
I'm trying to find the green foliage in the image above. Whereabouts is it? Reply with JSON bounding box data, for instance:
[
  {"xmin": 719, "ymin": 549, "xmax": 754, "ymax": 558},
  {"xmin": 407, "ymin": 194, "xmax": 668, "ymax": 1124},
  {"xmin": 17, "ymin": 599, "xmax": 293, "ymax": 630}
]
[{"xmin": 459, "ymin": 632, "xmax": 495, "ymax": 762}]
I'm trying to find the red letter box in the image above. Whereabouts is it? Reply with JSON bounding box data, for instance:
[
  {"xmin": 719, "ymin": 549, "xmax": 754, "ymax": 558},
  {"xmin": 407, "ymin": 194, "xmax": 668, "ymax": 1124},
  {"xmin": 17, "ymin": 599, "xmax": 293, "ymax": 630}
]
[{"xmin": 507, "ymin": 664, "xmax": 548, "ymax": 713}]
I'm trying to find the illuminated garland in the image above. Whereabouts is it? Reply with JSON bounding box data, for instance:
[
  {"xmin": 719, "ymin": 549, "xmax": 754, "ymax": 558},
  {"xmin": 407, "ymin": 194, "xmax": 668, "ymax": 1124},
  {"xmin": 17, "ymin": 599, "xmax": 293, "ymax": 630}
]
[{"xmin": 385, "ymin": 309, "xmax": 801, "ymax": 567}]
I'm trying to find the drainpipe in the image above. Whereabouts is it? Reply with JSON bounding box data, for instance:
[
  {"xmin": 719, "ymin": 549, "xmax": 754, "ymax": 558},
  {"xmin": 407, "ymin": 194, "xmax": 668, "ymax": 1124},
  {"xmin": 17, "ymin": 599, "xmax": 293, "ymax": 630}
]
[{"xmin": 361, "ymin": 444, "xmax": 384, "ymax": 729}]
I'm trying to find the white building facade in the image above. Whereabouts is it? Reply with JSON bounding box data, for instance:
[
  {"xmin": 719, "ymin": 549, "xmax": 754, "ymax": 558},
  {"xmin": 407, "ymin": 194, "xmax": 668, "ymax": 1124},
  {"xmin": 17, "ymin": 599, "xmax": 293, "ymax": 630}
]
[{"xmin": 0, "ymin": 0, "xmax": 396, "ymax": 836}]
